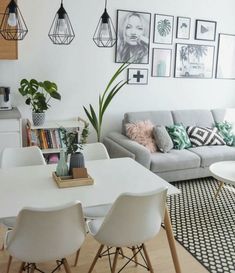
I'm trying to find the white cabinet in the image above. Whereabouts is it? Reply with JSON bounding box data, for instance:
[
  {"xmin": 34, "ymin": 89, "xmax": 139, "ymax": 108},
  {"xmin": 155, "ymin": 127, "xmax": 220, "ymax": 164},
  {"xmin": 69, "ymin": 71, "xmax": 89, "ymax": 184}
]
[{"xmin": 0, "ymin": 108, "xmax": 22, "ymax": 153}]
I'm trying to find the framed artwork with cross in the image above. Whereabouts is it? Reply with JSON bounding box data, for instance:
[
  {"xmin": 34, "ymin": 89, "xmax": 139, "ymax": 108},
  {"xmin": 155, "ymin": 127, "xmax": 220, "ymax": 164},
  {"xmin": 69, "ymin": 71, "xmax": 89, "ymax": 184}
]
[{"xmin": 127, "ymin": 68, "xmax": 148, "ymax": 85}]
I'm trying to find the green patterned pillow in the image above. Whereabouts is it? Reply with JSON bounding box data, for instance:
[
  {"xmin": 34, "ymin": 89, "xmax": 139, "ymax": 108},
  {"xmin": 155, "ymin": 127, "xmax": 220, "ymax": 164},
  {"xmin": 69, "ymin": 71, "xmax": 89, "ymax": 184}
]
[
  {"xmin": 166, "ymin": 124, "xmax": 191, "ymax": 150},
  {"xmin": 215, "ymin": 121, "xmax": 234, "ymax": 146}
]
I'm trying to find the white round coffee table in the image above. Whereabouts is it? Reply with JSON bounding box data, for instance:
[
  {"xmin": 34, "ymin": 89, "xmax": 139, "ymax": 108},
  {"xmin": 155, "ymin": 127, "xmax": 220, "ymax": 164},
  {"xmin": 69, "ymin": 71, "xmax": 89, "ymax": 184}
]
[{"xmin": 209, "ymin": 161, "xmax": 235, "ymax": 197}]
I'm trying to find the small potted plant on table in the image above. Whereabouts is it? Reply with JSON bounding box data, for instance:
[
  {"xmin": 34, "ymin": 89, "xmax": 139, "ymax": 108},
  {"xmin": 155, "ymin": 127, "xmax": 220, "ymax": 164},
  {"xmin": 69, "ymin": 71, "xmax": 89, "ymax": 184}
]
[{"xmin": 18, "ymin": 79, "xmax": 61, "ymax": 126}]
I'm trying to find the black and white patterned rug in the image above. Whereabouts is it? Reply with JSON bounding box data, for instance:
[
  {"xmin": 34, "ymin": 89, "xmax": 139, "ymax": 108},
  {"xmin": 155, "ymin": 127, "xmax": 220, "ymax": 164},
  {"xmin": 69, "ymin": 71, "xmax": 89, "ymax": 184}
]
[{"xmin": 167, "ymin": 177, "xmax": 235, "ymax": 273}]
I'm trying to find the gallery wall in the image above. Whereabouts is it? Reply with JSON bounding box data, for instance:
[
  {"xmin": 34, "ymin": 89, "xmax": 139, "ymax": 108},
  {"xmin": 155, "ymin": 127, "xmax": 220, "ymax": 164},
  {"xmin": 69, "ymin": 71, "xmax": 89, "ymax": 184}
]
[{"xmin": 0, "ymin": 0, "xmax": 235, "ymax": 141}]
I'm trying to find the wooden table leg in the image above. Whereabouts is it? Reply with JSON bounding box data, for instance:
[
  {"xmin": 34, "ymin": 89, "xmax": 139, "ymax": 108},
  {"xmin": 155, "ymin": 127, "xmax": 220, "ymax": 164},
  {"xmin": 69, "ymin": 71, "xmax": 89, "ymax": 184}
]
[
  {"xmin": 215, "ymin": 181, "xmax": 224, "ymax": 198},
  {"xmin": 164, "ymin": 205, "xmax": 182, "ymax": 273}
]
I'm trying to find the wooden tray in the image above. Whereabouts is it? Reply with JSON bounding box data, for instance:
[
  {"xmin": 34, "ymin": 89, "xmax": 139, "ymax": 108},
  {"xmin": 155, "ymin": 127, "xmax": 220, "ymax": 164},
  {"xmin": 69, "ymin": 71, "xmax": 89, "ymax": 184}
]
[{"xmin": 52, "ymin": 172, "xmax": 94, "ymax": 188}]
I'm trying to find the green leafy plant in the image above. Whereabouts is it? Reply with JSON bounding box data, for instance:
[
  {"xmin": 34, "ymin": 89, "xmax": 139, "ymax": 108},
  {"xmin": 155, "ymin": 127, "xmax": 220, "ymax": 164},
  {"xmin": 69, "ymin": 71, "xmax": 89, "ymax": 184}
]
[
  {"xmin": 18, "ymin": 79, "xmax": 61, "ymax": 113},
  {"xmin": 60, "ymin": 122, "xmax": 89, "ymax": 155},
  {"xmin": 83, "ymin": 62, "xmax": 129, "ymax": 142}
]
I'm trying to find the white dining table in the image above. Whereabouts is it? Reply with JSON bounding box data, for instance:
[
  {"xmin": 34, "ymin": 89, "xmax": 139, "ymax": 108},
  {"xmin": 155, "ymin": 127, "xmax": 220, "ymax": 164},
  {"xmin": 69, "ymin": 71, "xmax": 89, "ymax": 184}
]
[{"xmin": 0, "ymin": 157, "xmax": 181, "ymax": 273}]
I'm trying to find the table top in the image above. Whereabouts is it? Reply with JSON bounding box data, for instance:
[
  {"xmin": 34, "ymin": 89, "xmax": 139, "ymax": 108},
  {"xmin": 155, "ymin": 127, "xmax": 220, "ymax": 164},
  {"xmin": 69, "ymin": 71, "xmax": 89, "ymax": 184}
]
[
  {"xmin": 209, "ymin": 161, "xmax": 235, "ymax": 185},
  {"xmin": 0, "ymin": 158, "xmax": 180, "ymax": 218}
]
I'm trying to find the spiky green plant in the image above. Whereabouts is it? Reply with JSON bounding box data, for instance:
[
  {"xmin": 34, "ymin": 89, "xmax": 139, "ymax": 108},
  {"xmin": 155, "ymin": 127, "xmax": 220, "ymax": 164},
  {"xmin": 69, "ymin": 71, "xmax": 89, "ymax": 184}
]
[{"xmin": 83, "ymin": 62, "xmax": 129, "ymax": 142}]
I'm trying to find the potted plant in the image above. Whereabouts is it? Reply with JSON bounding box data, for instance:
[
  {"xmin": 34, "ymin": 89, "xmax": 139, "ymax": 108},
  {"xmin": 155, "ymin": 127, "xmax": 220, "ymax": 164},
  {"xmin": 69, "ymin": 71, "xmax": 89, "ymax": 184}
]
[
  {"xmin": 60, "ymin": 122, "xmax": 89, "ymax": 174},
  {"xmin": 18, "ymin": 79, "xmax": 61, "ymax": 126}
]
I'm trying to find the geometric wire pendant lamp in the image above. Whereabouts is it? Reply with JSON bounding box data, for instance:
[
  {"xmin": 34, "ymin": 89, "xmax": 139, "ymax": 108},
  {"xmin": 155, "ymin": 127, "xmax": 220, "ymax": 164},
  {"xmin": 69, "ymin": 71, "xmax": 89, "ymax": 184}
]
[
  {"xmin": 0, "ymin": 0, "xmax": 28, "ymax": 40},
  {"xmin": 93, "ymin": 0, "xmax": 116, "ymax": 48},
  {"xmin": 48, "ymin": 0, "xmax": 75, "ymax": 45}
]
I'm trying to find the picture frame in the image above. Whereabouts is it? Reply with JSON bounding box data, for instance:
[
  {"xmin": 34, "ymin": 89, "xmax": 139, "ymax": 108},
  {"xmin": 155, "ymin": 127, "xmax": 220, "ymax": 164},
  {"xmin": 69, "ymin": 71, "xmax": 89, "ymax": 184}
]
[
  {"xmin": 127, "ymin": 68, "xmax": 148, "ymax": 85},
  {"xmin": 195, "ymin": 19, "xmax": 217, "ymax": 41},
  {"xmin": 174, "ymin": 43, "xmax": 215, "ymax": 79},
  {"xmin": 216, "ymin": 33, "xmax": 235, "ymax": 79},
  {"xmin": 115, "ymin": 9, "xmax": 151, "ymax": 64},
  {"xmin": 153, "ymin": 14, "xmax": 174, "ymax": 44},
  {"xmin": 176, "ymin": 17, "xmax": 191, "ymax": 39},
  {"xmin": 152, "ymin": 48, "xmax": 172, "ymax": 77}
]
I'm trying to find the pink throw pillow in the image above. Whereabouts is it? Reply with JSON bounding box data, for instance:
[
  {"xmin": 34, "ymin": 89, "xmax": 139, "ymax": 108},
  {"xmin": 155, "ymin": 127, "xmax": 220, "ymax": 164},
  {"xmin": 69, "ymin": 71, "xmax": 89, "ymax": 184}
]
[{"xmin": 126, "ymin": 120, "xmax": 157, "ymax": 153}]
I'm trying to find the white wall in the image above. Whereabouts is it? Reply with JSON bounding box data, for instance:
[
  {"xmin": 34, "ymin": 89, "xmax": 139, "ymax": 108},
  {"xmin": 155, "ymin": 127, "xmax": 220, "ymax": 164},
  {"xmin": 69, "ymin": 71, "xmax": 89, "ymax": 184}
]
[{"xmin": 0, "ymin": 0, "xmax": 235, "ymax": 141}]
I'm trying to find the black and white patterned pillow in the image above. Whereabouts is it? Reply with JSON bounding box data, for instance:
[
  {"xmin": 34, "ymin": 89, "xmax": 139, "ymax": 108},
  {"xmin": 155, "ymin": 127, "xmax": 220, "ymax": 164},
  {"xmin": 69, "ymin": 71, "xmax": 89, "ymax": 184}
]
[{"xmin": 186, "ymin": 126, "xmax": 226, "ymax": 147}]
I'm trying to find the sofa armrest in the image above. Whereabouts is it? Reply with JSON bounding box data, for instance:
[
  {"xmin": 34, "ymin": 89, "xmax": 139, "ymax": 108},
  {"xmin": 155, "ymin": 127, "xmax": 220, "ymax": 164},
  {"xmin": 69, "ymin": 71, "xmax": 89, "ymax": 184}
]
[{"xmin": 104, "ymin": 132, "xmax": 151, "ymax": 169}]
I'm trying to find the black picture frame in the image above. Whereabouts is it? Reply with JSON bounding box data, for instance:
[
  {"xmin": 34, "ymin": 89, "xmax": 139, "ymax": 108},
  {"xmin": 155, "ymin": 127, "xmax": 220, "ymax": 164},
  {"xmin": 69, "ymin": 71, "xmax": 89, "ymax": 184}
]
[
  {"xmin": 127, "ymin": 68, "xmax": 149, "ymax": 85},
  {"xmin": 174, "ymin": 43, "xmax": 215, "ymax": 79},
  {"xmin": 176, "ymin": 16, "xmax": 191, "ymax": 40},
  {"xmin": 115, "ymin": 9, "xmax": 151, "ymax": 64},
  {"xmin": 195, "ymin": 19, "xmax": 217, "ymax": 41},
  {"xmin": 153, "ymin": 14, "xmax": 174, "ymax": 44},
  {"xmin": 216, "ymin": 33, "xmax": 235, "ymax": 80},
  {"xmin": 151, "ymin": 48, "xmax": 172, "ymax": 77}
]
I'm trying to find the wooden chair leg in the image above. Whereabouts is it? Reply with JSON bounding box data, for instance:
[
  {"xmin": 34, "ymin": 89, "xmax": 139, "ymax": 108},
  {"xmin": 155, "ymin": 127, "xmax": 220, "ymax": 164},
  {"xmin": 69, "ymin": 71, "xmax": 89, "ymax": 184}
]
[
  {"xmin": 215, "ymin": 181, "xmax": 224, "ymax": 198},
  {"xmin": 1, "ymin": 242, "xmax": 4, "ymax": 250},
  {"xmin": 30, "ymin": 263, "xmax": 36, "ymax": 273},
  {"xmin": 56, "ymin": 260, "xmax": 61, "ymax": 271},
  {"xmin": 6, "ymin": 255, "xmax": 12, "ymax": 273},
  {"xmin": 74, "ymin": 249, "xmax": 80, "ymax": 267},
  {"xmin": 132, "ymin": 246, "xmax": 138, "ymax": 265},
  {"xmin": 88, "ymin": 244, "xmax": 104, "ymax": 273},
  {"xmin": 142, "ymin": 244, "xmax": 154, "ymax": 273},
  {"xmin": 18, "ymin": 262, "xmax": 26, "ymax": 273},
  {"xmin": 111, "ymin": 248, "xmax": 119, "ymax": 273},
  {"xmin": 62, "ymin": 258, "xmax": 72, "ymax": 273}
]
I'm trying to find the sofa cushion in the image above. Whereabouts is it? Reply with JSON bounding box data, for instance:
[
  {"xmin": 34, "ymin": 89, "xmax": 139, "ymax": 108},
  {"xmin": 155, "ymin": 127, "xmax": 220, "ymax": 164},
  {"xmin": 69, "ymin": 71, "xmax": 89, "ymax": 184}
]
[
  {"xmin": 150, "ymin": 149, "xmax": 200, "ymax": 173},
  {"xmin": 153, "ymin": 125, "xmax": 173, "ymax": 153},
  {"xmin": 186, "ymin": 126, "xmax": 225, "ymax": 147},
  {"xmin": 188, "ymin": 146, "xmax": 235, "ymax": 167},
  {"xmin": 166, "ymin": 124, "xmax": 191, "ymax": 149},
  {"xmin": 172, "ymin": 109, "xmax": 215, "ymax": 127}
]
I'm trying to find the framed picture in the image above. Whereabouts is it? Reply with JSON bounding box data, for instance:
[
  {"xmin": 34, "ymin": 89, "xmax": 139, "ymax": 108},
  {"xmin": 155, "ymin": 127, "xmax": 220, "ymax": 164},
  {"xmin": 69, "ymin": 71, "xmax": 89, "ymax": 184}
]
[
  {"xmin": 195, "ymin": 19, "xmax": 217, "ymax": 41},
  {"xmin": 127, "ymin": 68, "xmax": 148, "ymax": 85},
  {"xmin": 115, "ymin": 9, "xmax": 151, "ymax": 64},
  {"xmin": 152, "ymin": 48, "xmax": 172, "ymax": 77},
  {"xmin": 174, "ymin": 43, "xmax": 215, "ymax": 79},
  {"xmin": 153, "ymin": 14, "xmax": 174, "ymax": 44},
  {"xmin": 216, "ymin": 33, "xmax": 235, "ymax": 79},
  {"xmin": 176, "ymin": 17, "xmax": 191, "ymax": 39}
]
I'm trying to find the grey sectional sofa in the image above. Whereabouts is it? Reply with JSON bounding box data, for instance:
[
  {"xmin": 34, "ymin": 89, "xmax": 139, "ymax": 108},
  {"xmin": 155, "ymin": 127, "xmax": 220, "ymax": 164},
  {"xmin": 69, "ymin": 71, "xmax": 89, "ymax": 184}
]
[{"xmin": 103, "ymin": 109, "xmax": 235, "ymax": 182}]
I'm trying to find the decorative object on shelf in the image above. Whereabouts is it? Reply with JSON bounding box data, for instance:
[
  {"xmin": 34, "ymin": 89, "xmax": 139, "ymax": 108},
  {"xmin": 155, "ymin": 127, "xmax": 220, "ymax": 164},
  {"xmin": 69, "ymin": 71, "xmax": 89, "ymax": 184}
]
[
  {"xmin": 83, "ymin": 62, "xmax": 129, "ymax": 142},
  {"xmin": 195, "ymin": 19, "xmax": 217, "ymax": 41},
  {"xmin": 216, "ymin": 33, "xmax": 235, "ymax": 80},
  {"xmin": 56, "ymin": 149, "xmax": 68, "ymax": 176},
  {"xmin": 18, "ymin": 79, "xmax": 61, "ymax": 126},
  {"xmin": 115, "ymin": 9, "xmax": 151, "ymax": 64},
  {"xmin": 127, "ymin": 68, "xmax": 148, "ymax": 85},
  {"xmin": 0, "ymin": 0, "xmax": 28, "ymax": 40},
  {"xmin": 176, "ymin": 17, "xmax": 191, "ymax": 40},
  {"xmin": 153, "ymin": 14, "xmax": 174, "ymax": 44},
  {"xmin": 152, "ymin": 48, "xmax": 172, "ymax": 77},
  {"xmin": 174, "ymin": 43, "xmax": 215, "ymax": 79},
  {"xmin": 48, "ymin": 0, "xmax": 75, "ymax": 45},
  {"xmin": 93, "ymin": 0, "xmax": 116, "ymax": 48},
  {"xmin": 60, "ymin": 123, "xmax": 89, "ymax": 174}
]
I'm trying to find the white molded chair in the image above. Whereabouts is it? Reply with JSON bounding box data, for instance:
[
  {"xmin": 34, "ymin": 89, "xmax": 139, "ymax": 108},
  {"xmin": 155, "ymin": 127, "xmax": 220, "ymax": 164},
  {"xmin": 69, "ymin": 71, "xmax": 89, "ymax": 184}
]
[
  {"xmin": 87, "ymin": 188, "xmax": 168, "ymax": 273},
  {"xmin": 0, "ymin": 146, "xmax": 46, "ymax": 168},
  {"xmin": 82, "ymin": 143, "xmax": 110, "ymax": 161},
  {"xmin": 5, "ymin": 201, "xmax": 86, "ymax": 273}
]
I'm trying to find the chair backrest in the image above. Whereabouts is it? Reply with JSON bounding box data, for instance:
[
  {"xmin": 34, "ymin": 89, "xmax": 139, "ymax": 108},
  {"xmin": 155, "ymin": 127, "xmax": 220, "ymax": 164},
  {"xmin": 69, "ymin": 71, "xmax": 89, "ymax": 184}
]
[
  {"xmin": 94, "ymin": 188, "xmax": 167, "ymax": 247},
  {"xmin": 82, "ymin": 143, "xmax": 110, "ymax": 161},
  {"xmin": 0, "ymin": 146, "xmax": 46, "ymax": 168},
  {"xmin": 6, "ymin": 201, "xmax": 86, "ymax": 263}
]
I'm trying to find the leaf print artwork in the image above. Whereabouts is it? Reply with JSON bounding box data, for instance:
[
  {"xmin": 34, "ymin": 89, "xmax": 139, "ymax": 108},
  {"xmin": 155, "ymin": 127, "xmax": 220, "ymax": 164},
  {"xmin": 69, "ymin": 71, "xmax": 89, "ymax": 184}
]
[{"xmin": 157, "ymin": 19, "xmax": 171, "ymax": 37}]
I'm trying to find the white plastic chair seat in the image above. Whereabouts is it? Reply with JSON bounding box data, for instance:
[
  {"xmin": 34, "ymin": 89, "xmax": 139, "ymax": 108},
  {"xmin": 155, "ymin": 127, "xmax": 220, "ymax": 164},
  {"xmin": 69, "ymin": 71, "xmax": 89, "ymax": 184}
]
[
  {"xmin": 82, "ymin": 143, "xmax": 110, "ymax": 161},
  {"xmin": 83, "ymin": 204, "xmax": 111, "ymax": 219},
  {"xmin": 87, "ymin": 218, "xmax": 104, "ymax": 235},
  {"xmin": 0, "ymin": 217, "xmax": 16, "ymax": 228}
]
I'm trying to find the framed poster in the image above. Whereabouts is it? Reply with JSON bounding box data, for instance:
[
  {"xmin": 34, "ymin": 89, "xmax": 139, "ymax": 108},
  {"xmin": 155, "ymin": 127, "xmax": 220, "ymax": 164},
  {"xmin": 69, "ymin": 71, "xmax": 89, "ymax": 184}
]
[
  {"xmin": 153, "ymin": 14, "xmax": 174, "ymax": 44},
  {"xmin": 195, "ymin": 19, "xmax": 217, "ymax": 41},
  {"xmin": 174, "ymin": 43, "xmax": 215, "ymax": 79},
  {"xmin": 127, "ymin": 68, "xmax": 148, "ymax": 85},
  {"xmin": 115, "ymin": 9, "xmax": 151, "ymax": 64},
  {"xmin": 216, "ymin": 33, "xmax": 235, "ymax": 79},
  {"xmin": 152, "ymin": 48, "xmax": 172, "ymax": 77},
  {"xmin": 176, "ymin": 17, "xmax": 191, "ymax": 39}
]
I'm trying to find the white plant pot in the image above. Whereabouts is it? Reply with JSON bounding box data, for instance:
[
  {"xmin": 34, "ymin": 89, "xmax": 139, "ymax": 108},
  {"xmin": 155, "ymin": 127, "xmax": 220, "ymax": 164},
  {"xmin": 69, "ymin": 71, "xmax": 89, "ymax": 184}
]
[{"xmin": 32, "ymin": 112, "xmax": 45, "ymax": 126}]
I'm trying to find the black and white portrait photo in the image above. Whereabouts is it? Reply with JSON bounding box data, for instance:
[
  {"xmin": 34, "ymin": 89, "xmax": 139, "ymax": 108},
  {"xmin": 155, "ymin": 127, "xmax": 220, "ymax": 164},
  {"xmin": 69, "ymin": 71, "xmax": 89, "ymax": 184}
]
[{"xmin": 115, "ymin": 10, "xmax": 151, "ymax": 64}]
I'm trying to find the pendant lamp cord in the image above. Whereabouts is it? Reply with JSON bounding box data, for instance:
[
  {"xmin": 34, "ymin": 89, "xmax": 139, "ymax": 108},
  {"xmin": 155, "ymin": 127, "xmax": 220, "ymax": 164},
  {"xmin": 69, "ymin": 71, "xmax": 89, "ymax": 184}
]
[
  {"xmin": 61, "ymin": 0, "xmax": 63, "ymax": 4},
  {"xmin": 105, "ymin": 0, "xmax": 107, "ymax": 9}
]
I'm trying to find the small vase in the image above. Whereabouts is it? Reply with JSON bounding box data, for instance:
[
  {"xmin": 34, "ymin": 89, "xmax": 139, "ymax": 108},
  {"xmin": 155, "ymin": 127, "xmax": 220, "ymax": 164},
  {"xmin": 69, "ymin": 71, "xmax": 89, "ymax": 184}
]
[
  {"xmin": 56, "ymin": 149, "xmax": 68, "ymax": 177},
  {"xmin": 69, "ymin": 152, "xmax": 85, "ymax": 174},
  {"xmin": 32, "ymin": 112, "xmax": 45, "ymax": 126}
]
